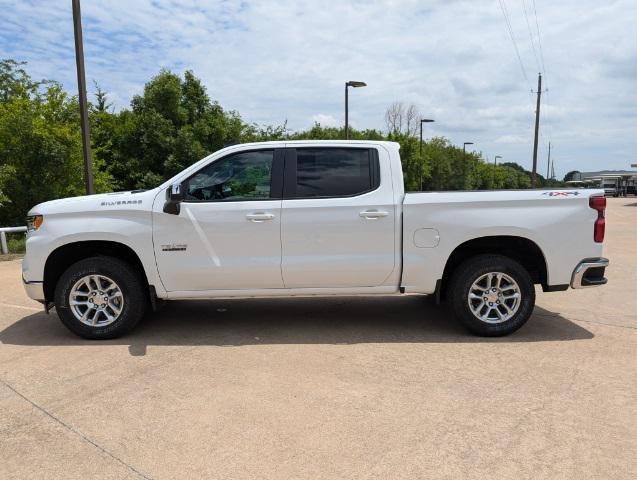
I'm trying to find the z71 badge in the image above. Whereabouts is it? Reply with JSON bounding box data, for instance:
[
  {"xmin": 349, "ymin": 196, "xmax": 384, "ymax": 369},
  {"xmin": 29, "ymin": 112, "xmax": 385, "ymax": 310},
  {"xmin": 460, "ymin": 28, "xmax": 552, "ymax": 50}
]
[{"xmin": 161, "ymin": 244, "xmax": 187, "ymax": 252}]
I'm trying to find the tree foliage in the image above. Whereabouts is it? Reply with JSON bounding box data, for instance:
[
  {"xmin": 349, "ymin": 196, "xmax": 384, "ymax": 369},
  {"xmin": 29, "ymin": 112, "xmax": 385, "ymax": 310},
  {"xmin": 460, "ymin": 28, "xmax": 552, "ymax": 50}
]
[
  {"xmin": 0, "ymin": 60, "xmax": 561, "ymax": 226},
  {"xmin": 92, "ymin": 69, "xmax": 255, "ymax": 191},
  {"xmin": 564, "ymin": 170, "xmax": 580, "ymax": 182},
  {"xmin": 0, "ymin": 60, "xmax": 112, "ymax": 225}
]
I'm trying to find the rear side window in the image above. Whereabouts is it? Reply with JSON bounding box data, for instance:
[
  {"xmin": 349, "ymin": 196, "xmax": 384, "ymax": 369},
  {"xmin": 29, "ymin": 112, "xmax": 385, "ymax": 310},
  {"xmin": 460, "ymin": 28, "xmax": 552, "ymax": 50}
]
[{"xmin": 292, "ymin": 148, "xmax": 378, "ymax": 198}]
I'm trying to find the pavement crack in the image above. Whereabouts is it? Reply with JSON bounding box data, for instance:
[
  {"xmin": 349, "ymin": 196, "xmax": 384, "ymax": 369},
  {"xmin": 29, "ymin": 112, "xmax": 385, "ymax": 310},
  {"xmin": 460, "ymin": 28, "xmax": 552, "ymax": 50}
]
[
  {"xmin": 0, "ymin": 377, "xmax": 153, "ymax": 480},
  {"xmin": 536, "ymin": 311, "xmax": 637, "ymax": 331},
  {"xmin": 573, "ymin": 318, "xmax": 637, "ymax": 331}
]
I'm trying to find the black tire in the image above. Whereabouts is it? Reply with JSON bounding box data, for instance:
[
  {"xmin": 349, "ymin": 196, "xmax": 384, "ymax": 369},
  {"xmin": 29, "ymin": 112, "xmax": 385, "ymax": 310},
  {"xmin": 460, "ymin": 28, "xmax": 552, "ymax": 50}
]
[
  {"xmin": 448, "ymin": 254, "xmax": 535, "ymax": 336},
  {"xmin": 54, "ymin": 256, "xmax": 147, "ymax": 339}
]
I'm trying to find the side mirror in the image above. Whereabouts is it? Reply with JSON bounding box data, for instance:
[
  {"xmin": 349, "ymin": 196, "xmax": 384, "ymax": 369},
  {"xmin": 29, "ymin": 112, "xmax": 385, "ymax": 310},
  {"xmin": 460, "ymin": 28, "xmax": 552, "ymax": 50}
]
[{"xmin": 163, "ymin": 182, "xmax": 185, "ymax": 215}]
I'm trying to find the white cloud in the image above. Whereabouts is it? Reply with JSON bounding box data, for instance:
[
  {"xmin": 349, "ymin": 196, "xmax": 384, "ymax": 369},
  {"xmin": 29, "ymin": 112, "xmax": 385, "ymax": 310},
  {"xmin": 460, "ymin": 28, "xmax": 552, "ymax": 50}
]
[
  {"xmin": 494, "ymin": 135, "xmax": 528, "ymax": 145},
  {"xmin": 310, "ymin": 114, "xmax": 341, "ymax": 128},
  {"xmin": 1, "ymin": 0, "xmax": 636, "ymax": 177}
]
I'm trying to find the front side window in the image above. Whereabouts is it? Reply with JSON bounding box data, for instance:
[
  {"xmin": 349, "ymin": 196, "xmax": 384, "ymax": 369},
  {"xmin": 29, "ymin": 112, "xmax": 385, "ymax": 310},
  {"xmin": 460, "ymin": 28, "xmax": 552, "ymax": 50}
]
[
  {"xmin": 294, "ymin": 148, "xmax": 375, "ymax": 198},
  {"xmin": 185, "ymin": 150, "xmax": 273, "ymax": 201}
]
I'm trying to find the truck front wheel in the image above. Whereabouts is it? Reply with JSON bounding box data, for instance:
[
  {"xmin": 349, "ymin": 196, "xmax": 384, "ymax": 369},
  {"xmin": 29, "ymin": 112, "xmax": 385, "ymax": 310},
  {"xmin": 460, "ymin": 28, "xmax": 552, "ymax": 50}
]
[
  {"xmin": 53, "ymin": 256, "xmax": 147, "ymax": 339},
  {"xmin": 448, "ymin": 254, "xmax": 535, "ymax": 336}
]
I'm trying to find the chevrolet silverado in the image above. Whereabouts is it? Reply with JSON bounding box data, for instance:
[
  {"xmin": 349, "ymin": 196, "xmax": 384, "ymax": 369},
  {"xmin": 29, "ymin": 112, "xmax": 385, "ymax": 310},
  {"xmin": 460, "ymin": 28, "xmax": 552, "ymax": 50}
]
[{"xmin": 22, "ymin": 140, "xmax": 609, "ymax": 338}]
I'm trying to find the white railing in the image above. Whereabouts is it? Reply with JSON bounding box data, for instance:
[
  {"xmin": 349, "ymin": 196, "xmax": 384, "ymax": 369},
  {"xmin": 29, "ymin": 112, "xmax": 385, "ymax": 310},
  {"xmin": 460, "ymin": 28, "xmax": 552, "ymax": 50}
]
[{"xmin": 0, "ymin": 226, "xmax": 27, "ymax": 255}]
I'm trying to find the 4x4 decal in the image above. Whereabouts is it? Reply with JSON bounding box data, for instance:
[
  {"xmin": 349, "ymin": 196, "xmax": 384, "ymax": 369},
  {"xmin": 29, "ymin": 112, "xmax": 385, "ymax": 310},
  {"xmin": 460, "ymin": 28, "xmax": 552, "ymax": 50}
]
[{"xmin": 542, "ymin": 191, "xmax": 580, "ymax": 197}]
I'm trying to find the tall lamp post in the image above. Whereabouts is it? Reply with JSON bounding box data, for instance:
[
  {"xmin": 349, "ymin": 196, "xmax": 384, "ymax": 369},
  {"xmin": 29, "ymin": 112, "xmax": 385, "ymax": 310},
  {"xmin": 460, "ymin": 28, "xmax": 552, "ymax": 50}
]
[
  {"xmin": 344, "ymin": 81, "xmax": 366, "ymax": 139},
  {"xmin": 419, "ymin": 119, "xmax": 435, "ymax": 190},
  {"xmin": 419, "ymin": 119, "xmax": 435, "ymax": 158},
  {"xmin": 72, "ymin": 0, "xmax": 94, "ymax": 195},
  {"xmin": 494, "ymin": 155, "xmax": 502, "ymax": 187},
  {"xmin": 463, "ymin": 142, "xmax": 474, "ymax": 189}
]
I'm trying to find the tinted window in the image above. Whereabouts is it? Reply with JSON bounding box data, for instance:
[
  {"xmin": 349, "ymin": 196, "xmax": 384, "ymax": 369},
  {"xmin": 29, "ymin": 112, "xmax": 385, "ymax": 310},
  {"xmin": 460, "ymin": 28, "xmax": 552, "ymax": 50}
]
[
  {"xmin": 295, "ymin": 148, "xmax": 374, "ymax": 197},
  {"xmin": 185, "ymin": 150, "xmax": 273, "ymax": 201}
]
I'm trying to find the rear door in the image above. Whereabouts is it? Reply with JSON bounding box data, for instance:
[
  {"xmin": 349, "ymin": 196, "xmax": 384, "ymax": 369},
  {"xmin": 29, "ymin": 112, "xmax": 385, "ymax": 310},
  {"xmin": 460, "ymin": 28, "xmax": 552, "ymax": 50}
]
[{"xmin": 280, "ymin": 146, "xmax": 396, "ymax": 288}]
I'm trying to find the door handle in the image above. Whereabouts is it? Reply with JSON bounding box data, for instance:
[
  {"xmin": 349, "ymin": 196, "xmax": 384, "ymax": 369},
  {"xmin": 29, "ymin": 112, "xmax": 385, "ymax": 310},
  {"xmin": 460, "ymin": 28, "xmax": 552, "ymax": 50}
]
[
  {"xmin": 359, "ymin": 210, "xmax": 389, "ymax": 220},
  {"xmin": 246, "ymin": 212, "xmax": 275, "ymax": 222}
]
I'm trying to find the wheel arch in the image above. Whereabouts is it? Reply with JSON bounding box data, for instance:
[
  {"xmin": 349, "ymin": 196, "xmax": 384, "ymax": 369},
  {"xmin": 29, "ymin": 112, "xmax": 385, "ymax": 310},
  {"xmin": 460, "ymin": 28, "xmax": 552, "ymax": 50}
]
[
  {"xmin": 440, "ymin": 235, "xmax": 548, "ymax": 298},
  {"xmin": 43, "ymin": 240, "xmax": 150, "ymax": 302}
]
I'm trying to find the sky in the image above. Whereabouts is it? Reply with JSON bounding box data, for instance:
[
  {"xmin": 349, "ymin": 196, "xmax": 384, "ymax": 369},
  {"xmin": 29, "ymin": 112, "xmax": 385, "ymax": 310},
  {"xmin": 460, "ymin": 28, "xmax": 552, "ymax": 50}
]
[{"xmin": 1, "ymin": 0, "xmax": 636, "ymax": 177}]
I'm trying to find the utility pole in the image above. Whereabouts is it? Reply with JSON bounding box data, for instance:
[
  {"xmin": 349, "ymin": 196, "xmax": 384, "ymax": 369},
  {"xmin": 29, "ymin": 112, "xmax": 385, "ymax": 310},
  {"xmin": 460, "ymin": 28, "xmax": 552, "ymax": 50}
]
[
  {"xmin": 72, "ymin": 0, "xmax": 94, "ymax": 195},
  {"xmin": 546, "ymin": 141, "xmax": 551, "ymax": 179},
  {"xmin": 531, "ymin": 72, "xmax": 542, "ymax": 188},
  {"xmin": 551, "ymin": 158, "xmax": 555, "ymax": 180}
]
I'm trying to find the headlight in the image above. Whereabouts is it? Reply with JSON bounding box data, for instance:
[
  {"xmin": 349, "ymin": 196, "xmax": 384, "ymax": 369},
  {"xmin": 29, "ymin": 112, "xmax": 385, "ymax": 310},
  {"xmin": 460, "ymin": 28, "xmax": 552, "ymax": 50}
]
[{"xmin": 26, "ymin": 215, "xmax": 43, "ymax": 232}]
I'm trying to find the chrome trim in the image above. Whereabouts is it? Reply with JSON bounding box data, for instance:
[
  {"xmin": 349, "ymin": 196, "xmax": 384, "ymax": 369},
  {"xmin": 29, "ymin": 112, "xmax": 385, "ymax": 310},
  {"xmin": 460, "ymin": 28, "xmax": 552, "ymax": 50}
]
[{"xmin": 570, "ymin": 258, "xmax": 609, "ymax": 289}]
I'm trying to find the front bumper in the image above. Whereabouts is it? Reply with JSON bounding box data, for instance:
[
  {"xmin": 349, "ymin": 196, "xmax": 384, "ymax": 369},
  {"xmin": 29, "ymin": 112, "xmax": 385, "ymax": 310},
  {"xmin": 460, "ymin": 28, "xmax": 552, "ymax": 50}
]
[
  {"xmin": 570, "ymin": 258, "xmax": 609, "ymax": 289},
  {"xmin": 22, "ymin": 275, "xmax": 45, "ymax": 301}
]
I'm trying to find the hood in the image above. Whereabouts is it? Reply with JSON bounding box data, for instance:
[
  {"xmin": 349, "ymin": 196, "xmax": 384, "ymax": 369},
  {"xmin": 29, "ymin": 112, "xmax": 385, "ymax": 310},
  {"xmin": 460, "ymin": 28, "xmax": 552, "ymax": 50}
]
[{"xmin": 28, "ymin": 189, "xmax": 160, "ymax": 216}]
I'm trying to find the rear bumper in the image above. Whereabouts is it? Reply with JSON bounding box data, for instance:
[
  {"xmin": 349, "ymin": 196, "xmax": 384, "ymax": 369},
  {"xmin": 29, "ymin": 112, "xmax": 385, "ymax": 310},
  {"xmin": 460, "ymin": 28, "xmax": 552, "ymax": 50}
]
[{"xmin": 570, "ymin": 258, "xmax": 609, "ymax": 289}]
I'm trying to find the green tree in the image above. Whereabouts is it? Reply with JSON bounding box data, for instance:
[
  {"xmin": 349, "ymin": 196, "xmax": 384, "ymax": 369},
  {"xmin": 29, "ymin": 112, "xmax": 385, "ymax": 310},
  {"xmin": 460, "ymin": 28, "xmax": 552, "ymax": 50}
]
[
  {"xmin": 97, "ymin": 69, "xmax": 261, "ymax": 190},
  {"xmin": 0, "ymin": 59, "xmax": 46, "ymax": 102},
  {"xmin": 564, "ymin": 170, "xmax": 580, "ymax": 182},
  {"xmin": 0, "ymin": 60, "xmax": 112, "ymax": 225},
  {"xmin": 1, "ymin": 60, "xmax": 566, "ymax": 226},
  {"xmin": 390, "ymin": 132, "xmax": 430, "ymax": 191},
  {"xmin": 0, "ymin": 163, "xmax": 15, "ymax": 206}
]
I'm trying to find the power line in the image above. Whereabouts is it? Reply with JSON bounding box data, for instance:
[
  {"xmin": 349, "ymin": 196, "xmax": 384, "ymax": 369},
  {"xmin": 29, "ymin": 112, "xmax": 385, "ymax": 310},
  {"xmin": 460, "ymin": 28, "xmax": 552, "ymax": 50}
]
[
  {"xmin": 498, "ymin": 0, "xmax": 530, "ymax": 86},
  {"xmin": 531, "ymin": 0, "xmax": 547, "ymax": 76},
  {"xmin": 530, "ymin": 0, "xmax": 550, "ymax": 167},
  {"xmin": 532, "ymin": 0, "xmax": 550, "ymax": 153},
  {"xmin": 537, "ymin": 80, "xmax": 549, "ymax": 135},
  {"xmin": 520, "ymin": 0, "xmax": 541, "ymax": 73}
]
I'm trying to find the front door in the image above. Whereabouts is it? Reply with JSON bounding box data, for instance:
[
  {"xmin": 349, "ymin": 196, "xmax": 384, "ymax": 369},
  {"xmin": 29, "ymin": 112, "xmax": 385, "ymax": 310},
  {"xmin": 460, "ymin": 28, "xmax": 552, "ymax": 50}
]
[
  {"xmin": 281, "ymin": 146, "xmax": 396, "ymax": 288},
  {"xmin": 153, "ymin": 149, "xmax": 284, "ymax": 292}
]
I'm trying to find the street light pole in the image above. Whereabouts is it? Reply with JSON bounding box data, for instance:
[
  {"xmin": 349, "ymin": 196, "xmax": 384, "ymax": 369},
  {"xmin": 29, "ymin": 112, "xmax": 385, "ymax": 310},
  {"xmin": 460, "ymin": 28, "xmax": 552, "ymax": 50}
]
[
  {"xmin": 344, "ymin": 81, "xmax": 366, "ymax": 139},
  {"xmin": 344, "ymin": 83, "xmax": 348, "ymax": 139},
  {"xmin": 419, "ymin": 119, "xmax": 435, "ymax": 158},
  {"xmin": 72, "ymin": 0, "xmax": 94, "ymax": 195},
  {"xmin": 463, "ymin": 142, "xmax": 474, "ymax": 189},
  {"xmin": 419, "ymin": 119, "xmax": 434, "ymax": 190},
  {"xmin": 494, "ymin": 155, "xmax": 502, "ymax": 187}
]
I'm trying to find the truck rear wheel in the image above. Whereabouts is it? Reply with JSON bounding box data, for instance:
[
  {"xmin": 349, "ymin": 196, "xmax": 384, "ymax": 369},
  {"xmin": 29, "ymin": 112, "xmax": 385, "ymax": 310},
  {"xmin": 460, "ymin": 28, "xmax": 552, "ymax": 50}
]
[
  {"xmin": 448, "ymin": 254, "xmax": 535, "ymax": 336},
  {"xmin": 53, "ymin": 256, "xmax": 147, "ymax": 339}
]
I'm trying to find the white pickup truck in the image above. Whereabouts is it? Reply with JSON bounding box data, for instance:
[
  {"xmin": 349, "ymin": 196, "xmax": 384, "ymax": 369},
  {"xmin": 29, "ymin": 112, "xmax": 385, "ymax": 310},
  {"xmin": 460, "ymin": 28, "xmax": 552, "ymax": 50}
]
[{"xmin": 23, "ymin": 140, "xmax": 609, "ymax": 339}]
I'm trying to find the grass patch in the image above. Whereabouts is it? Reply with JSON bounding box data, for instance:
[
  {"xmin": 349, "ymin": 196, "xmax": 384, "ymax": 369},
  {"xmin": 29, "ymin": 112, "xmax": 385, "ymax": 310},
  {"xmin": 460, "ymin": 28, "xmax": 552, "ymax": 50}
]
[
  {"xmin": 7, "ymin": 234, "xmax": 26, "ymax": 253},
  {"xmin": 2, "ymin": 232, "xmax": 26, "ymax": 256}
]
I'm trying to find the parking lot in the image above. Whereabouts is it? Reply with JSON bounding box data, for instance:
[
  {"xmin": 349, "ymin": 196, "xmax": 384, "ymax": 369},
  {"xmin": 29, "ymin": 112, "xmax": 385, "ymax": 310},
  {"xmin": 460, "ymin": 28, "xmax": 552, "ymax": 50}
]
[{"xmin": 1, "ymin": 197, "xmax": 636, "ymax": 479}]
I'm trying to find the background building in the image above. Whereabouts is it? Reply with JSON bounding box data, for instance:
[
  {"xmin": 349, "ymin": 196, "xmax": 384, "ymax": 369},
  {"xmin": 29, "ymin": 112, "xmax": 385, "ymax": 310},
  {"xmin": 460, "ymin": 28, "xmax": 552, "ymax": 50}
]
[{"xmin": 567, "ymin": 170, "xmax": 637, "ymax": 196}]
